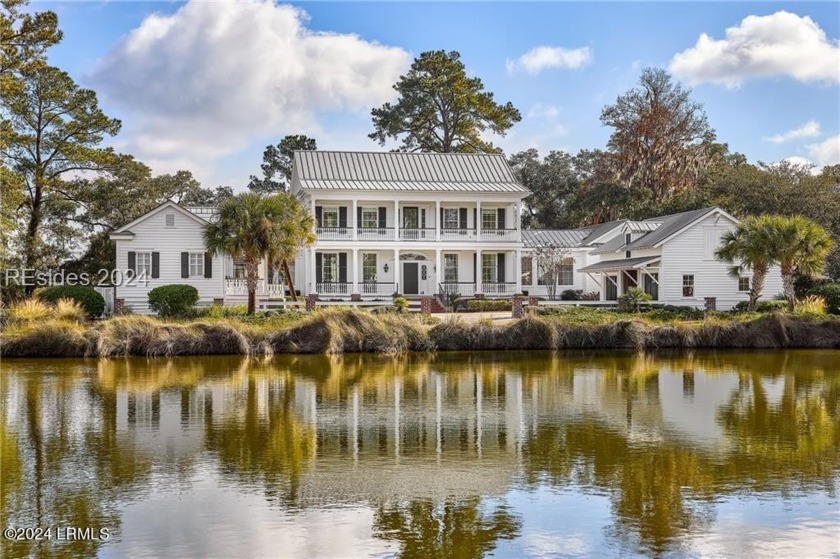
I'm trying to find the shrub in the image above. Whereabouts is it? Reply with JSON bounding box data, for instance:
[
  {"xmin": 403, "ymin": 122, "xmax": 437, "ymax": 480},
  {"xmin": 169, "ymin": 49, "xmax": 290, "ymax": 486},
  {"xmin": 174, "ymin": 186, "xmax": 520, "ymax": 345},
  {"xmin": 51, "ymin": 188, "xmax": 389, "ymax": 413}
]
[
  {"xmin": 465, "ymin": 299, "xmax": 512, "ymax": 312},
  {"xmin": 560, "ymin": 289, "xmax": 583, "ymax": 301},
  {"xmin": 38, "ymin": 285, "xmax": 105, "ymax": 318},
  {"xmin": 8, "ymin": 298, "xmax": 53, "ymax": 324},
  {"xmin": 795, "ymin": 295, "xmax": 826, "ymax": 316},
  {"xmin": 148, "ymin": 284, "xmax": 200, "ymax": 317},
  {"xmin": 393, "ymin": 296, "xmax": 409, "ymax": 314},
  {"xmin": 618, "ymin": 287, "xmax": 652, "ymax": 313},
  {"xmin": 733, "ymin": 300, "xmax": 788, "ymax": 313},
  {"xmin": 579, "ymin": 291, "xmax": 600, "ymax": 301},
  {"xmin": 809, "ymin": 283, "xmax": 840, "ymax": 315},
  {"xmin": 54, "ymin": 298, "xmax": 87, "ymax": 322}
]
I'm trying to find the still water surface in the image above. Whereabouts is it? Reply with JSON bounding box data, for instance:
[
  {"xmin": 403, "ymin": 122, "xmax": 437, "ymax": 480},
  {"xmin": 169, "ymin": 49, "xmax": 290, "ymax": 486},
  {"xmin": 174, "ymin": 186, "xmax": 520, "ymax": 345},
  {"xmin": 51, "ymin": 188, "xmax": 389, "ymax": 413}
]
[{"xmin": 1, "ymin": 350, "xmax": 839, "ymax": 558}]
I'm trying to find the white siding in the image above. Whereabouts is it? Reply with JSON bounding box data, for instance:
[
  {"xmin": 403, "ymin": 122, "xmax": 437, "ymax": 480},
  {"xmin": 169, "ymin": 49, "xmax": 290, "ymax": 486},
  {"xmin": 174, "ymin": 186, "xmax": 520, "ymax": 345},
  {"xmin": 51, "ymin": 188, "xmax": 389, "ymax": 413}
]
[
  {"xmin": 521, "ymin": 248, "xmax": 599, "ymax": 297},
  {"xmin": 661, "ymin": 214, "xmax": 783, "ymax": 310},
  {"xmin": 115, "ymin": 207, "xmax": 224, "ymax": 314}
]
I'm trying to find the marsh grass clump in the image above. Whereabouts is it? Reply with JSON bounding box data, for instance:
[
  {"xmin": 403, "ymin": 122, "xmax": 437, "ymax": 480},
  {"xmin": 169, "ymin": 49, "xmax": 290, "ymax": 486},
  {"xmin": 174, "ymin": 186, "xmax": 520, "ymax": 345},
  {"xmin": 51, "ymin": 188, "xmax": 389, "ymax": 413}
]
[
  {"xmin": 8, "ymin": 298, "xmax": 53, "ymax": 325},
  {"xmin": 0, "ymin": 320, "xmax": 90, "ymax": 357},
  {"xmin": 53, "ymin": 298, "xmax": 87, "ymax": 323}
]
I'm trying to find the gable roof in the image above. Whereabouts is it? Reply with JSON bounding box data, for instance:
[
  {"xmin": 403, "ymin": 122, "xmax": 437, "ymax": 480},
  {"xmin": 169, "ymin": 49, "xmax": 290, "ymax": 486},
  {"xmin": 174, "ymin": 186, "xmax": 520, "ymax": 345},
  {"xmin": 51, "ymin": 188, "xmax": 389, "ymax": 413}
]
[
  {"xmin": 623, "ymin": 207, "xmax": 722, "ymax": 251},
  {"xmin": 579, "ymin": 220, "xmax": 627, "ymax": 246},
  {"xmin": 522, "ymin": 229, "xmax": 590, "ymax": 249},
  {"xmin": 111, "ymin": 200, "xmax": 209, "ymax": 236},
  {"xmin": 293, "ymin": 151, "xmax": 529, "ymax": 193}
]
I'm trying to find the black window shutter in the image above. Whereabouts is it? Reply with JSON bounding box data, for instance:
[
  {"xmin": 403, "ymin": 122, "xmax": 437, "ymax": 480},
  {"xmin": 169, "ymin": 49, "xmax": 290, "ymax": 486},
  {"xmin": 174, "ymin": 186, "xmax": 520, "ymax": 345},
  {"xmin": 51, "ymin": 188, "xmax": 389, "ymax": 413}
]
[
  {"xmin": 421, "ymin": 209, "xmax": 426, "ymax": 229},
  {"xmin": 497, "ymin": 253, "xmax": 505, "ymax": 283},
  {"xmin": 357, "ymin": 206, "xmax": 362, "ymax": 228},
  {"xmin": 459, "ymin": 208, "xmax": 468, "ymax": 229},
  {"xmin": 204, "ymin": 252, "xmax": 212, "ymax": 278},
  {"xmin": 181, "ymin": 252, "xmax": 189, "ymax": 278},
  {"xmin": 151, "ymin": 252, "xmax": 160, "ymax": 278},
  {"xmin": 338, "ymin": 253, "xmax": 347, "ymax": 283},
  {"xmin": 473, "ymin": 253, "xmax": 477, "ymax": 282},
  {"xmin": 127, "ymin": 251, "xmax": 136, "ymax": 274},
  {"xmin": 315, "ymin": 253, "xmax": 323, "ymax": 283},
  {"xmin": 315, "ymin": 206, "xmax": 322, "ymax": 226},
  {"xmin": 497, "ymin": 208, "xmax": 506, "ymax": 230},
  {"xmin": 378, "ymin": 207, "xmax": 386, "ymax": 228},
  {"xmin": 473, "ymin": 208, "xmax": 477, "ymax": 230},
  {"xmin": 339, "ymin": 207, "xmax": 347, "ymax": 228},
  {"xmin": 440, "ymin": 207, "xmax": 444, "ymax": 228}
]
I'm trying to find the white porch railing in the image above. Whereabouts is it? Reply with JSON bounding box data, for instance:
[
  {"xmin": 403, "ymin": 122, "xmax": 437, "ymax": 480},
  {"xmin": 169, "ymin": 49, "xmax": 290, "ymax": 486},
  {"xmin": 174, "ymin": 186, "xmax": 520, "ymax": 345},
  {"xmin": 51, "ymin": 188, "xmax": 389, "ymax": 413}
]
[
  {"xmin": 440, "ymin": 229, "xmax": 477, "ymax": 241},
  {"xmin": 480, "ymin": 229, "xmax": 519, "ymax": 241},
  {"xmin": 358, "ymin": 227, "xmax": 395, "ymax": 241},
  {"xmin": 481, "ymin": 282, "xmax": 517, "ymax": 296},
  {"xmin": 225, "ymin": 279, "xmax": 285, "ymax": 298},
  {"xmin": 317, "ymin": 227, "xmax": 352, "ymax": 240},
  {"xmin": 439, "ymin": 282, "xmax": 476, "ymax": 297},
  {"xmin": 360, "ymin": 282, "xmax": 396, "ymax": 296},
  {"xmin": 399, "ymin": 228, "xmax": 436, "ymax": 241}
]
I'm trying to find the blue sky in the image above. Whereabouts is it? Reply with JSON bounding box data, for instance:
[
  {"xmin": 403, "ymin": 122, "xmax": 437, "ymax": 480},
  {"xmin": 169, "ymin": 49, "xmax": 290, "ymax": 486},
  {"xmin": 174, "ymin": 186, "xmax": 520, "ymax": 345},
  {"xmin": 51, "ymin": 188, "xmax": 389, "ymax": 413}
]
[{"xmin": 39, "ymin": 1, "xmax": 840, "ymax": 188}]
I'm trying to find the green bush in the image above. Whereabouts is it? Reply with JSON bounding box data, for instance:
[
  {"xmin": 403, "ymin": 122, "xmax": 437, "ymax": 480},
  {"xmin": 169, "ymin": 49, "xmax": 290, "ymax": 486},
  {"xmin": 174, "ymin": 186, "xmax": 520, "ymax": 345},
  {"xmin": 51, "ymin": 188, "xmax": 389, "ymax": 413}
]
[
  {"xmin": 733, "ymin": 300, "xmax": 789, "ymax": 313},
  {"xmin": 38, "ymin": 285, "xmax": 105, "ymax": 318},
  {"xmin": 465, "ymin": 299, "xmax": 512, "ymax": 312},
  {"xmin": 618, "ymin": 287, "xmax": 652, "ymax": 313},
  {"xmin": 393, "ymin": 296, "xmax": 409, "ymax": 314},
  {"xmin": 561, "ymin": 289, "xmax": 583, "ymax": 301},
  {"xmin": 809, "ymin": 283, "xmax": 840, "ymax": 315},
  {"xmin": 148, "ymin": 284, "xmax": 200, "ymax": 317}
]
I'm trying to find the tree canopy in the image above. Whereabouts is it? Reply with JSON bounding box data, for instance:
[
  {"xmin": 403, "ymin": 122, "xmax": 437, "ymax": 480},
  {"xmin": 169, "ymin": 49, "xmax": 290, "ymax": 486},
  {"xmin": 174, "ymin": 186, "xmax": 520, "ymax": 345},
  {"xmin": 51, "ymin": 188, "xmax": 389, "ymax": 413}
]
[
  {"xmin": 248, "ymin": 134, "xmax": 317, "ymax": 193},
  {"xmin": 370, "ymin": 50, "xmax": 521, "ymax": 153}
]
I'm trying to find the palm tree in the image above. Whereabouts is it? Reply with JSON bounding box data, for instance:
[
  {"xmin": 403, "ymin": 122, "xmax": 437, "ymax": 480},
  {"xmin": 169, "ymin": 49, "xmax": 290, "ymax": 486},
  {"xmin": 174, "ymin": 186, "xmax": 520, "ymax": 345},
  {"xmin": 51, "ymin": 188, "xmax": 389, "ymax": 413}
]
[
  {"xmin": 715, "ymin": 215, "xmax": 775, "ymax": 311},
  {"xmin": 203, "ymin": 193, "xmax": 315, "ymax": 314},
  {"xmin": 766, "ymin": 215, "xmax": 834, "ymax": 312}
]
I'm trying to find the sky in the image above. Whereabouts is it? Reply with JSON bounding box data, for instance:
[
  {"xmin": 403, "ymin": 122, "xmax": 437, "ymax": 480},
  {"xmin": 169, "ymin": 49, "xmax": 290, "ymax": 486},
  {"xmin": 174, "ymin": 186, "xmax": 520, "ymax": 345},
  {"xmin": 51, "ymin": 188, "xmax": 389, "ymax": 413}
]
[{"xmin": 37, "ymin": 1, "xmax": 840, "ymax": 189}]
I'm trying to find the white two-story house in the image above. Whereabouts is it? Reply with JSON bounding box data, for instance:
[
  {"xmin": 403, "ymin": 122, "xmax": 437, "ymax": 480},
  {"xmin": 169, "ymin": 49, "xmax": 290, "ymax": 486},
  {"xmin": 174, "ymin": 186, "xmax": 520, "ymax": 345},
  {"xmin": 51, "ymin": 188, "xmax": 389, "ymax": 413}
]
[{"xmin": 108, "ymin": 151, "xmax": 781, "ymax": 313}]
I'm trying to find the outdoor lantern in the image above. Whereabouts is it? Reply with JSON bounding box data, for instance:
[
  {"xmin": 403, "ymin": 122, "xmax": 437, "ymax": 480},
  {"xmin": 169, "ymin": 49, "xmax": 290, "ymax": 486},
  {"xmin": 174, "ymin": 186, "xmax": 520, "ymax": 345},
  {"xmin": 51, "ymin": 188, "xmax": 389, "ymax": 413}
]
[{"xmin": 383, "ymin": 263, "xmax": 389, "ymax": 273}]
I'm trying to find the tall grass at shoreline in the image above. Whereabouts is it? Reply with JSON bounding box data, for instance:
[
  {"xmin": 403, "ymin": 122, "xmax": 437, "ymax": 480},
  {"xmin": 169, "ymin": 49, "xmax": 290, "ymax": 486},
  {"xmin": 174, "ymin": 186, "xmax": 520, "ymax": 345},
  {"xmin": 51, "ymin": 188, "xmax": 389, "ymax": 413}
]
[{"xmin": 1, "ymin": 307, "xmax": 839, "ymax": 358}]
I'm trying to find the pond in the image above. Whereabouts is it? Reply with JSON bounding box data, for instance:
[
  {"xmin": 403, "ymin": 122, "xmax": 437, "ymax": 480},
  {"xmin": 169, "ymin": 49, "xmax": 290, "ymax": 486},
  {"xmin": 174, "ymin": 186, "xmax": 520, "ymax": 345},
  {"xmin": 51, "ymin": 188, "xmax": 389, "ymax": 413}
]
[{"xmin": 1, "ymin": 350, "xmax": 839, "ymax": 558}]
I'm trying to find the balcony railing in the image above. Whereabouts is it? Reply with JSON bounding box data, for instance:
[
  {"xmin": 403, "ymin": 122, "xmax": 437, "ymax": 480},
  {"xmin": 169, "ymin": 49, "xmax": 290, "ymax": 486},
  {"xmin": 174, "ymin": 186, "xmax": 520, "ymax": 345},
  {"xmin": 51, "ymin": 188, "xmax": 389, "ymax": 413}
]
[
  {"xmin": 481, "ymin": 282, "xmax": 517, "ymax": 296},
  {"xmin": 440, "ymin": 229, "xmax": 477, "ymax": 241},
  {"xmin": 399, "ymin": 228, "xmax": 436, "ymax": 241},
  {"xmin": 225, "ymin": 279, "xmax": 285, "ymax": 298},
  {"xmin": 317, "ymin": 227, "xmax": 352, "ymax": 240},
  {"xmin": 358, "ymin": 227, "xmax": 395, "ymax": 241},
  {"xmin": 480, "ymin": 228, "xmax": 519, "ymax": 241},
  {"xmin": 439, "ymin": 281, "xmax": 476, "ymax": 297},
  {"xmin": 360, "ymin": 281, "xmax": 396, "ymax": 296},
  {"xmin": 317, "ymin": 282, "xmax": 352, "ymax": 296}
]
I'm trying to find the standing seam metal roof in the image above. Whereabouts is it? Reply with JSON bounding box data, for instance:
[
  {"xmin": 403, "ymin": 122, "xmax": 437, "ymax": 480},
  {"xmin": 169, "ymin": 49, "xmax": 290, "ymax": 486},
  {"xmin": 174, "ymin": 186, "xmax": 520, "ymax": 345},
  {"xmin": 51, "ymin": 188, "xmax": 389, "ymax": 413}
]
[
  {"xmin": 522, "ymin": 229, "xmax": 591, "ymax": 248},
  {"xmin": 294, "ymin": 151, "xmax": 529, "ymax": 193}
]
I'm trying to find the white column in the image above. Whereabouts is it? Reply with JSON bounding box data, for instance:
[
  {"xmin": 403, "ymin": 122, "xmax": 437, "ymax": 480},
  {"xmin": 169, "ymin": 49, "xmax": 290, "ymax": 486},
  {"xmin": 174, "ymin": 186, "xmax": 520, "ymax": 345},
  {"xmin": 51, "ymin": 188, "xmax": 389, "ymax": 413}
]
[
  {"xmin": 435, "ymin": 200, "xmax": 441, "ymax": 241},
  {"xmin": 515, "ymin": 249, "xmax": 522, "ymax": 294},
  {"xmin": 352, "ymin": 248, "xmax": 359, "ymax": 295},
  {"xmin": 351, "ymin": 199, "xmax": 358, "ymax": 241},
  {"xmin": 394, "ymin": 248, "xmax": 400, "ymax": 293},
  {"xmin": 309, "ymin": 247, "xmax": 316, "ymax": 294},
  {"xmin": 476, "ymin": 200, "xmax": 482, "ymax": 240},
  {"xmin": 394, "ymin": 199, "xmax": 400, "ymax": 240},
  {"xmin": 435, "ymin": 248, "xmax": 442, "ymax": 290},
  {"xmin": 476, "ymin": 249, "xmax": 482, "ymax": 294}
]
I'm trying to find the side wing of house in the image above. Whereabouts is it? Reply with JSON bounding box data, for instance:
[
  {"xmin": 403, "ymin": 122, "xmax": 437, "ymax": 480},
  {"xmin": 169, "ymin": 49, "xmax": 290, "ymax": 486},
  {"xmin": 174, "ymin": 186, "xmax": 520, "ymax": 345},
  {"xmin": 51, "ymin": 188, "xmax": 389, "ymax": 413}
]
[
  {"xmin": 660, "ymin": 211, "xmax": 783, "ymax": 310},
  {"xmin": 110, "ymin": 202, "xmax": 225, "ymax": 314}
]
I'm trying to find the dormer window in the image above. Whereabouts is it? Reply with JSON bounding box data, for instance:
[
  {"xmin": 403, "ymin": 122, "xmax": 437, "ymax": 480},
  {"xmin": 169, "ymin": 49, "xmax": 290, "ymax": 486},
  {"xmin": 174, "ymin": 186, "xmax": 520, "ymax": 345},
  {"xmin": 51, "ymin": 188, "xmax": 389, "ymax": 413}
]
[{"xmin": 165, "ymin": 213, "xmax": 175, "ymax": 227}]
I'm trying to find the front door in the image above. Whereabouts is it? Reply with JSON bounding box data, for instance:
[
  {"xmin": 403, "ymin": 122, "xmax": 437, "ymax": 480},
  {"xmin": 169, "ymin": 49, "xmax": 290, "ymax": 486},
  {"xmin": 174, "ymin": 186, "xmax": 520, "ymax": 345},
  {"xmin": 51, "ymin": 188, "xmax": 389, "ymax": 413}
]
[{"xmin": 403, "ymin": 262, "xmax": 419, "ymax": 294}]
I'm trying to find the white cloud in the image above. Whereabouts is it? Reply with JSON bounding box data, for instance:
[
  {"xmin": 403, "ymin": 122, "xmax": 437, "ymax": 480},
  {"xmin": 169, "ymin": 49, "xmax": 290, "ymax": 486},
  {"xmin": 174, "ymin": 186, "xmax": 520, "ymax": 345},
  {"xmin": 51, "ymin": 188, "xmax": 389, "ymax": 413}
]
[
  {"xmin": 507, "ymin": 46, "xmax": 592, "ymax": 74},
  {"xmin": 527, "ymin": 103, "xmax": 561, "ymax": 119},
  {"xmin": 89, "ymin": 1, "xmax": 410, "ymax": 182},
  {"xmin": 781, "ymin": 156, "xmax": 815, "ymax": 168},
  {"xmin": 764, "ymin": 120, "xmax": 821, "ymax": 143},
  {"xmin": 670, "ymin": 11, "xmax": 840, "ymax": 87},
  {"xmin": 806, "ymin": 135, "xmax": 840, "ymax": 167}
]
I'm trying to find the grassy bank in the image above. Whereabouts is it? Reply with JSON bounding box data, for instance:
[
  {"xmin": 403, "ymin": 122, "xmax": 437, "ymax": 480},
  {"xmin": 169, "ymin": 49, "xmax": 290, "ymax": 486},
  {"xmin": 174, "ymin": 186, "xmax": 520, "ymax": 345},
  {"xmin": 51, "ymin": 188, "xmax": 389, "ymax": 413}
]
[{"xmin": 2, "ymin": 307, "xmax": 840, "ymax": 358}]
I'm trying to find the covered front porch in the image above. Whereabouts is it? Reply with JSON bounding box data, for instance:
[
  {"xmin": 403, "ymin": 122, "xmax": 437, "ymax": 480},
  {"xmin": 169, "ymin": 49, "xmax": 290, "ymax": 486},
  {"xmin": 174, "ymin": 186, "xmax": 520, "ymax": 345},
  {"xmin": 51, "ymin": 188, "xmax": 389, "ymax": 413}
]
[
  {"xmin": 578, "ymin": 256, "xmax": 660, "ymax": 302},
  {"xmin": 303, "ymin": 248, "xmax": 523, "ymax": 299}
]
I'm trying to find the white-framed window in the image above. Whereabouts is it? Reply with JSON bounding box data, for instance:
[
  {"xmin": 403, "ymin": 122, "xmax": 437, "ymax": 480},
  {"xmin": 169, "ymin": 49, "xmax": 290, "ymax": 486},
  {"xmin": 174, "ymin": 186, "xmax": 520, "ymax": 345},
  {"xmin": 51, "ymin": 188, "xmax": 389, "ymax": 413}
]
[
  {"xmin": 443, "ymin": 253, "xmax": 458, "ymax": 282},
  {"xmin": 322, "ymin": 207, "xmax": 339, "ymax": 228},
  {"xmin": 165, "ymin": 213, "xmax": 175, "ymax": 227},
  {"xmin": 682, "ymin": 275, "xmax": 695, "ymax": 297},
  {"xmin": 189, "ymin": 252, "xmax": 204, "ymax": 277},
  {"xmin": 738, "ymin": 276, "xmax": 750, "ymax": 292},
  {"xmin": 481, "ymin": 209, "xmax": 497, "ymax": 231},
  {"xmin": 322, "ymin": 253, "xmax": 338, "ymax": 283},
  {"xmin": 136, "ymin": 252, "xmax": 152, "ymax": 276},
  {"xmin": 521, "ymin": 256, "xmax": 533, "ymax": 286},
  {"xmin": 362, "ymin": 253, "xmax": 377, "ymax": 282},
  {"xmin": 233, "ymin": 257, "xmax": 246, "ymax": 279},
  {"xmin": 482, "ymin": 253, "xmax": 497, "ymax": 283},
  {"xmin": 361, "ymin": 208, "xmax": 378, "ymax": 228},
  {"xmin": 559, "ymin": 259, "xmax": 574, "ymax": 285},
  {"xmin": 443, "ymin": 208, "xmax": 460, "ymax": 229}
]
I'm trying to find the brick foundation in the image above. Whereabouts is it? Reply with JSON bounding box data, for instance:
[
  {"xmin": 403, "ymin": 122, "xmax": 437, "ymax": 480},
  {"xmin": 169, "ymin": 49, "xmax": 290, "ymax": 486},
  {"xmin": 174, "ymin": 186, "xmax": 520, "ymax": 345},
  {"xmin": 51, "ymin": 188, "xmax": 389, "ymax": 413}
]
[
  {"xmin": 420, "ymin": 297, "xmax": 433, "ymax": 315},
  {"xmin": 114, "ymin": 298, "xmax": 125, "ymax": 314},
  {"xmin": 528, "ymin": 296, "xmax": 539, "ymax": 315},
  {"xmin": 704, "ymin": 297, "xmax": 717, "ymax": 311},
  {"xmin": 512, "ymin": 295, "xmax": 524, "ymax": 319},
  {"xmin": 474, "ymin": 293, "xmax": 485, "ymax": 300},
  {"xmin": 350, "ymin": 293, "xmax": 362, "ymax": 302},
  {"xmin": 306, "ymin": 293, "xmax": 319, "ymax": 311},
  {"xmin": 213, "ymin": 298, "xmax": 224, "ymax": 306}
]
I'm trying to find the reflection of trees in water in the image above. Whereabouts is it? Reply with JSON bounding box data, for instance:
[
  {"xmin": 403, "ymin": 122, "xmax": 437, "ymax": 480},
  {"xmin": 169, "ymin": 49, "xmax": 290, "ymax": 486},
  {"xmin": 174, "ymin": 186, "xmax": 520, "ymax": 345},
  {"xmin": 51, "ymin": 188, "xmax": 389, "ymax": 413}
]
[{"xmin": 373, "ymin": 497, "xmax": 521, "ymax": 559}]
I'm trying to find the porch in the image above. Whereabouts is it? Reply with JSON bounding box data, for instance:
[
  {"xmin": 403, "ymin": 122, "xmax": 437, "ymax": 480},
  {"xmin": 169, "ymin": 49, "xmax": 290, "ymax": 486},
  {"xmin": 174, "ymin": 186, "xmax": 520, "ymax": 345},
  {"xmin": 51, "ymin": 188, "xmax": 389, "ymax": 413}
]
[
  {"xmin": 578, "ymin": 256, "xmax": 660, "ymax": 301},
  {"xmin": 303, "ymin": 248, "xmax": 523, "ymax": 299}
]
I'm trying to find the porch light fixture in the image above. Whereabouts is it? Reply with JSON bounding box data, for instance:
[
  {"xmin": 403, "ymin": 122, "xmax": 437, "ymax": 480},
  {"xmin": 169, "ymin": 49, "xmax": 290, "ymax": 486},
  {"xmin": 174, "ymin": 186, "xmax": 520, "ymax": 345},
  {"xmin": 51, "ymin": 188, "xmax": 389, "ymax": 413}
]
[{"xmin": 383, "ymin": 263, "xmax": 389, "ymax": 273}]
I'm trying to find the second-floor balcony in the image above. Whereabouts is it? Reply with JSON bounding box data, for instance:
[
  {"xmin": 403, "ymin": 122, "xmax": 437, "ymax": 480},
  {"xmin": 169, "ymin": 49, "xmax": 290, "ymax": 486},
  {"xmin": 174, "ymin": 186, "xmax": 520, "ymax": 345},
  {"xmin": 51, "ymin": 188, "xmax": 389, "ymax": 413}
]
[{"xmin": 316, "ymin": 227, "xmax": 520, "ymax": 243}]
